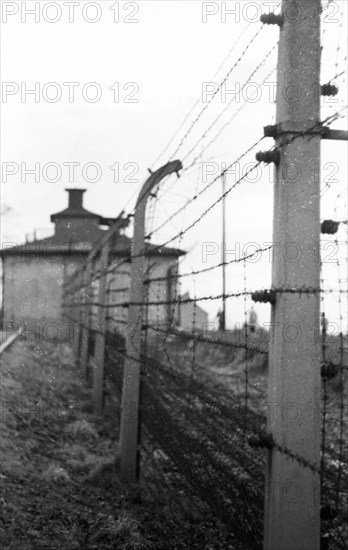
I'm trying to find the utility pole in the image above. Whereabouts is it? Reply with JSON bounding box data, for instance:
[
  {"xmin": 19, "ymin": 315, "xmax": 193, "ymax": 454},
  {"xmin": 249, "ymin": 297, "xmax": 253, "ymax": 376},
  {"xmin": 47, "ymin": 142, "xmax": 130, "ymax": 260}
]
[
  {"xmin": 259, "ymin": 1, "xmax": 322, "ymax": 548},
  {"xmin": 119, "ymin": 160, "xmax": 182, "ymax": 481},
  {"xmin": 221, "ymin": 174, "xmax": 227, "ymax": 331}
]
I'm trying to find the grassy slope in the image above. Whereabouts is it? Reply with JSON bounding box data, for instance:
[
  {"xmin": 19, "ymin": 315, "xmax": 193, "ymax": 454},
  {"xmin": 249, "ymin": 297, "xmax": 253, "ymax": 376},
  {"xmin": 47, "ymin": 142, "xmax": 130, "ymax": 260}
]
[{"xmin": 0, "ymin": 339, "xmax": 157, "ymax": 550}]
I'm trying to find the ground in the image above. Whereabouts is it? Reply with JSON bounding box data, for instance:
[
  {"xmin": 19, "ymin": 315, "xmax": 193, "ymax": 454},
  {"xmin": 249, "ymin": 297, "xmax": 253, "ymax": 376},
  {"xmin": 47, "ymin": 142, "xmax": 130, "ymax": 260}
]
[
  {"xmin": 0, "ymin": 338, "xmax": 234, "ymax": 550},
  {"xmin": 1, "ymin": 335, "xmax": 346, "ymax": 549},
  {"xmin": 0, "ymin": 338, "xmax": 151, "ymax": 549}
]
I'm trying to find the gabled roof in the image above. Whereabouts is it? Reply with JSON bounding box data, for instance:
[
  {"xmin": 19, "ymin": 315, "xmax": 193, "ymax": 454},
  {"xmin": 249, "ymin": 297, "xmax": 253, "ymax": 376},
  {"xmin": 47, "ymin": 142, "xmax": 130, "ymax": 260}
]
[
  {"xmin": 50, "ymin": 206, "xmax": 100, "ymax": 222},
  {"xmin": 0, "ymin": 233, "xmax": 185, "ymax": 258}
]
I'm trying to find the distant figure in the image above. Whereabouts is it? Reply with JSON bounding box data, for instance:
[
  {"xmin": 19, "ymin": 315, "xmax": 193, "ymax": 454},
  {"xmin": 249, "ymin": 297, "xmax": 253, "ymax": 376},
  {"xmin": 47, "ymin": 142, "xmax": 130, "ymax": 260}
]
[
  {"xmin": 321, "ymin": 312, "xmax": 329, "ymax": 335},
  {"xmin": 248, "ymin": 306, "xmax": 258, "ymax": 334},
  {"xmin": 217, "ymin": 309, "xmax": 225, "ymax": 331}
]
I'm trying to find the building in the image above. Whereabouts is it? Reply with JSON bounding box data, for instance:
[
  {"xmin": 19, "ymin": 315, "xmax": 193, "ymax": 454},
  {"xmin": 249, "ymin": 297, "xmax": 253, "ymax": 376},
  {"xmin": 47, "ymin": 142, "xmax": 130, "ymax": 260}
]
[
  {"xmin": 0, "ymin": 189, "xmax": 184, "ymax": 337},
  {"xmin": 176, "ymin": 292, "xmax": 209, "ymax": 333}
]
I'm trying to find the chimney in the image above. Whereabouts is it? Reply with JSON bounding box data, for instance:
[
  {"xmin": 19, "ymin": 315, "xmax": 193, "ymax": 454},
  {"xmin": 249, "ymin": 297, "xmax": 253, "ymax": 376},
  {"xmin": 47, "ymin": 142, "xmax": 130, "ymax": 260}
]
[{"xmin": 66, "ymin": 188, "xmax": 86, "ymax": 209}]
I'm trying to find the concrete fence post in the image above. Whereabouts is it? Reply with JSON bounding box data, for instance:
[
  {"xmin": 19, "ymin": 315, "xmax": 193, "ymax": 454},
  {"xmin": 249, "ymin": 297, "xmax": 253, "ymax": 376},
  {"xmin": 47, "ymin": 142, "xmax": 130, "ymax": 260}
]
[
  {"xmin": 119, "ymin": 160, "xmax": 182, "ymax": 481},
  {"xmin": 263, "ymin": 1, "xmax": 322, "ymax": 549},
  {"xmin": 72, "ymin": 271, "xmax": 82, "ymax": 358},
  {"xmin": 92, "ymin": 242, "xmax": 110, "ymax": 413},
  {"xmin": 79, "ymin": 261, "xmax": 93, "ymax": 379}
]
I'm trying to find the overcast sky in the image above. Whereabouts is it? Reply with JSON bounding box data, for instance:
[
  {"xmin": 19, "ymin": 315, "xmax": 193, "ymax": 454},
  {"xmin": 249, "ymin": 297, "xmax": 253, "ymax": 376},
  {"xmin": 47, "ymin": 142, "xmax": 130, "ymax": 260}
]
[{"xmin": 1, "ymin": 0, "xmax": 347, "ymax": 327}]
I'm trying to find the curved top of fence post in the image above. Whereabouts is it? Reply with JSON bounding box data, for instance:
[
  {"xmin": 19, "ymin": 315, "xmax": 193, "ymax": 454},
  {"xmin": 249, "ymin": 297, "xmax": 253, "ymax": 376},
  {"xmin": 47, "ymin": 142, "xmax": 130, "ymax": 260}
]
[{"xmin": 136, "ymin": 160, "xmax": 183, "ymax": 208}]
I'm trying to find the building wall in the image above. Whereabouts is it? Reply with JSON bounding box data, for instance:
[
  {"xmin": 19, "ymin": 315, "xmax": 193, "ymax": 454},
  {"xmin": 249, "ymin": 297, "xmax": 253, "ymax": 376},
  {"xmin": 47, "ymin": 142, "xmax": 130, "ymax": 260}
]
[
  {"xmin": 2, "ymin": 254, "xmax": 86, "ymax": 328},
  {"xmin": 178, "ymin": 301, "xmax": 209, "ymax": 333},
  {"xmin": 86, "ymin": 258, "xmax": 209, "ymax": 338},
  {"xmin": 2, "ymin": 249, "xmax": 184, "ymax": 344},
  {"xmin": 55, "ymin": 217, "xmax": 103, "ymax": 242},
  {"xmin": 97, "ymin": 256, "xmax": 179, "ymax": 339}
]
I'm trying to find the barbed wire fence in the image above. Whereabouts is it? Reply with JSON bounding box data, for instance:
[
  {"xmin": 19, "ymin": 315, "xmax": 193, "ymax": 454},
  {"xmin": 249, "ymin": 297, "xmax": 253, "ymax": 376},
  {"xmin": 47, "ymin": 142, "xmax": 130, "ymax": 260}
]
[{"xmin": 62, "ymin": 1, "xmax": 347, "ymax": 548}]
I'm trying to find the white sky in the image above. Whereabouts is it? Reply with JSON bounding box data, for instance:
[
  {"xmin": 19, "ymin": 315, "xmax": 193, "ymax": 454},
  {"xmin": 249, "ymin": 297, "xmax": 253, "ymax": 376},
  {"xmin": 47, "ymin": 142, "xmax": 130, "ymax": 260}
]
[{"xmin": 1, "ymin": 0, "xmax": 347, "ymax": 328}]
